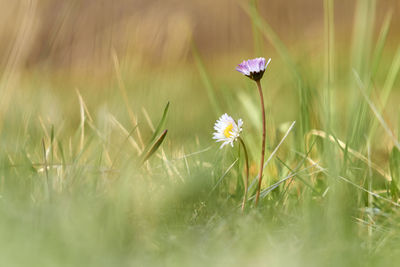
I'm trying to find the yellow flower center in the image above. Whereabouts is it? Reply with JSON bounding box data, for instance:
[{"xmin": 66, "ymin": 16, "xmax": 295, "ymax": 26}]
[{"xmin": 224, "ymin": 123, "xmax": 234, "ymax": 138}]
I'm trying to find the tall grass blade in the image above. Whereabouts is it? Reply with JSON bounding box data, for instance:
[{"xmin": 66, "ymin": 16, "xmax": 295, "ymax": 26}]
[
  {"xmin": 380, "ymin": 46, "xmax": 400, "ymax": 107},
  {"xmin": 42, "ymin": 138, "xmax": 51, "ymax": 200},
  {"xmin": 111, "ymin": 125, "xmax": 138, "ymax": 169},
  {"xmin": 112, "ymin": 50, "xmax": 144, "ymax": 148},
  {"xmin": 323, "ymin": 0, "xmax": 335, "ymax": 131},
  {"xmin": 371, "ymin": 11, "xmax": 392, "ymax": 78},
  {"xmin": 250, "ymin": 0, "xmax": 263, "ymax": 56},
  {"xmin": 351, "ymin": 0, "xmax": 376, "ymax": 78},
  {"xmin": 353, "ymin": 70, "xmax": 400, "ymax": 151},
  {"xmin": 77, "ymin": 90, "xmax": 85, "ymax": 152},
  {"xmin": 347, "ymin": 0, "xmax": 376, "ymax": 148},
  {"xmin": 210, "ymin": 158, "xmax": 238, "ymax": 193},
  {"xmin": 368, "ymin": 46, "xmax": 400, "ymax": 141},
  {"xmin": 389, "ymin": 147, "xmax": 400, "ymax": 199},
  {"xmin": 191, "ymin": 43, "xmax": 221, "ymax": 115},
  {"xmin": 109, "ymin": 114, "xmax": 142, "ymax": 154}
]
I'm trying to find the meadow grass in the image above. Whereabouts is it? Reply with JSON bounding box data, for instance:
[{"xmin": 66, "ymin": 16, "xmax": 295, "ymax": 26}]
[{"xmin": 1, "ymin": 1, "xmax": 400, "ymax": 266}]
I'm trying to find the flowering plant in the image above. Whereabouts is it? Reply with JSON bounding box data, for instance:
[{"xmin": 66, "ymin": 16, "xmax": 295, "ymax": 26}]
[{"xmin": 211, "ymin": 57, "xmax": 271, "ymax": 210}]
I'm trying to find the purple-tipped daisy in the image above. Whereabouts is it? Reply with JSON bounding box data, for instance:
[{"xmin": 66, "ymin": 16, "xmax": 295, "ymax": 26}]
[{"xmin": 236, "ymin": 57, "xmax": 271, "ymax": 81}]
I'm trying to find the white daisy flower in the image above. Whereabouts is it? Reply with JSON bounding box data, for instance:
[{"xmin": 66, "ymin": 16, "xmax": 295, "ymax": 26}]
[{"xmin": 213, "ymin": 113, "xmax": 243, "ymax": 149}]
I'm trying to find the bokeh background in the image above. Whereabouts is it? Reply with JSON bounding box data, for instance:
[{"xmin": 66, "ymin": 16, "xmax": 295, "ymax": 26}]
[
  {"xmin": 2, "ymin": 0, "xmax": 400, "ymax": 144},
  {"xmin": 1, "ymin": 1, "xmax": 400, "ymax": 266},
  {"xmin": 2, "ymin": 0, "xmax": 400, "ymax": 71}
]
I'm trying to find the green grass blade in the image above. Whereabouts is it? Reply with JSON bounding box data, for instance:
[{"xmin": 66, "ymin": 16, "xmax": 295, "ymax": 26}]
[
  {"xmin": 250, "ymin": 0, "xmax": 263, "ymax": 56},
  {"xmin": 151, "ymin": 102, "xmax": 169, "ymax": 143},
  {"xmin": 354, "ymin": 70, "xmax": 400, "ymax": 150},
  {"xmin": 57, "ymin": 140, "xmax": 66, "ymax": 167},
  {"xmin": 351, "ymin": 0, "xmax": 376, "ymax": 78},
  {"xmin": 365, "ymin": 46, "xmax": 400, "ymax": 142},
  {"xmin": 191, "ymin": 43, "xmax": 221, "ymax": 116},
  {"xmin": 141, "ymin": 129, "xmax": 168, "ymax": 163},
  {"xmin": 381, "ymin": 46, "xmax": 400, "ymax": 106},
  {"xmin": 371, "ymin": 11, "xmax": 392, "ymax": 78},
  {"xmin": 323, "ymin": 0, "xmax": 335, "ymax": 132},
  {"xmin": 389, "ymin": 147, "xmax": 400, "ymax": 198},
  {"xmin": 210, "ymin": 158, "xmax": 238, "ymax": 193},
  {"xmin": 143, "ymin": 102, "xmax": 169, "ymax": 153}
]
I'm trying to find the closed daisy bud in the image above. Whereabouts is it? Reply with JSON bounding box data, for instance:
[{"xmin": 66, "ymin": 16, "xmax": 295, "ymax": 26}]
[
  {"xmin": 213, "ymin": 113, "xmax": 243, "ymax": 149},
  {"xmin": 236, "ymin": 57, "xmax": 271, "ymax": 81}
]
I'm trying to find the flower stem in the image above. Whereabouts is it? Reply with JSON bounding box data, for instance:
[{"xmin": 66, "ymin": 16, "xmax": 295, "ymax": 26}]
[
  {"xmin": 255, "ymin": 80, "xmax": 266, "ymax": 206},
  {"xmin": 238, "ymin": 137, "xmax": 249, "ymax": 212}
]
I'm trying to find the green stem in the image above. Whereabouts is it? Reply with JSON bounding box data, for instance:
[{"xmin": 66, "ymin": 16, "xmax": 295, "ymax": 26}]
[
  {"xmin": 255, "ymin": 80, "xmax": 266, "ymax": 206},
  {"xmin": 238, "ymin": 137, "xmax": 249, "ymax": 212}
]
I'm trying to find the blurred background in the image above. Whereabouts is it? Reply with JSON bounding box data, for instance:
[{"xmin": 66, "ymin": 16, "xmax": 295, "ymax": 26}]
[
  {"xmin": 1, "ymin": 0, "xmax": 400, "ymax": 73},
  {"xmin": 0, "ymin": 0, "xmax": 399, "ymax": 172},
  {"xmin": 2, "ymin": 0, "xmax": 400, "ymax": 143}
]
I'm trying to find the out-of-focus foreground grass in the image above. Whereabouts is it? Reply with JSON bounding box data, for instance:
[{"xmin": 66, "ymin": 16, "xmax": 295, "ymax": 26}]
[{"xmin": 1, "ymin": 1, "xmax": 400, "ymax": 266}]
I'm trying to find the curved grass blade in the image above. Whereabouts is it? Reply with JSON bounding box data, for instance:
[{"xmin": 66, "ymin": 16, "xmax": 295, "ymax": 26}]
[
  {"xmin": 143, "ymin": 102, "xmax": 169, "ymax": 154},
  {"xmin": 210, "ymin": 158, "xmax": 239, "ymax": 194},
  {"xmin": 111, "ymin": 124, "xmax": 138, "ymax": 169},
  {"xmin": 141, "ymin": 129, "xmax": 168, "ymax": 164}
]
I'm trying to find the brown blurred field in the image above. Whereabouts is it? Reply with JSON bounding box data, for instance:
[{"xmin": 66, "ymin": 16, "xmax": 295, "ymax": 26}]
[
  {"xmin": 1, "ymin": 0, "xmax": 400, "ymax": 74},
  {"xmin": 1, "ymin": 0, "xmax": 400, "ymax": 150}
]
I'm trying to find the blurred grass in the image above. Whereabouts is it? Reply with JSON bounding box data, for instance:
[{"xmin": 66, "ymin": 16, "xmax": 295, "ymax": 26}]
[{"xmin": 0, "ymin": 0, "xmax": 400, "ymax": 266}]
